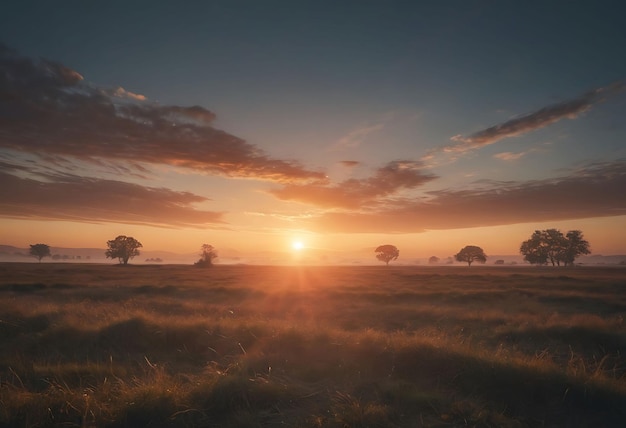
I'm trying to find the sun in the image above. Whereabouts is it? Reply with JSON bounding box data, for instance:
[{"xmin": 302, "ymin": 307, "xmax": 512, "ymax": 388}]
[{"xmin": 291, "ymin": 241, "xmax": 304, "ymax": 251}]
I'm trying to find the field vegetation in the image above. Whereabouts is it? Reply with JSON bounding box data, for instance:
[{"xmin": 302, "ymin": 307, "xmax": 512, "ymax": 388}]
[{"xmin": 0, "ymin": 263, "xmax": 625, "ymax": 427}]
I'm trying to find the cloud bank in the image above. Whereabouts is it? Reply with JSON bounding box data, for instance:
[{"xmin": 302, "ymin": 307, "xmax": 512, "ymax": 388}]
[
  {"xmin": 0, "ymin": 167, "xmax": 224, "ymax": 227},
  {"xmin": 0, "ymin": 44, "xmax": 324, "ymax": 183},
  {"xmin": 302, "ymin": 160, "xmax": 626, "ymax": 233},
  {"xmin": 269, "ymin": 161, "xmax": 437, "ymax": 209},
  {"xmin": 2, "ymin": 45, "xmax": 623, "ymax": 235}
]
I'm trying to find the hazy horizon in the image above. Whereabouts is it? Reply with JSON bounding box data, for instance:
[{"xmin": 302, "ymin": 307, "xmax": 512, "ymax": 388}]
[
  {"xmin": 2, "ymin": 242, "xmax": 625, "ymax": 268},
  {"xmin": 1, "ymin": 2, "xmax": 625, "ymax": 257}
]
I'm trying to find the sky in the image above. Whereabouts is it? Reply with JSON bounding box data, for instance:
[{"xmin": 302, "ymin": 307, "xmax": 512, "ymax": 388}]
[{"xmin": 1, "ymin": 0, "xmax": 625, "ymax": 263}]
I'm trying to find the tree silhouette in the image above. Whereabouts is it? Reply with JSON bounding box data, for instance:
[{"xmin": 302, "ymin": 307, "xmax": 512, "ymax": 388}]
[
  {"xmin": 195, "ymin": 244, "xmax": 218, "ymax": 267},
  {"xmin": 563, "ymin": 230, "xmax": 591, "ymax": 266},
  {"xmin": 543, "ymin": 229, "xmax": 569, "ymax": 266},
  {"xmin": 454, "ymin": 245, "xmax": 487, "ymax": 267},
  {"xmin": 520, "ymin": 230, "xmax": 549, "ymax": 265},
  {"xmin": 428, "ymin": 256, "xmax": 440, "ymax": 264},
  {"xmin": 520, "ymin": 229, "xmax": 590, "ymax": 266},
  {"xmin": 29, "ymin": 244, "xmax": 51, "ymax": 262},
  {"xmin": 375, "ymin": 245, "xmax": 399, "ymax": 266},
  {"xmin": 105, "ymin": 235, "xmax": 142, "ymax": 265}
]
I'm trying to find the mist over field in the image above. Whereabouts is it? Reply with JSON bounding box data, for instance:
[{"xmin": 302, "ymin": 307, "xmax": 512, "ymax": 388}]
[{"xmin": 3, "ymin": 244, "xmax": 625, "ymax": 267}]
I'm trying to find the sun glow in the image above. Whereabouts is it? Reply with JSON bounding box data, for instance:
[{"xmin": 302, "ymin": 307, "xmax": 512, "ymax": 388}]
[{"xmin": 292, "ymin": 241, "xmax": 304, "ymax": 251}]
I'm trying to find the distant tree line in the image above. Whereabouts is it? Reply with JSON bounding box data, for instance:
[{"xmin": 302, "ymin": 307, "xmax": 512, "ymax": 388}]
[
  {"xmin": 377, "ymin": 244, "xmax": 488, "ymax": 267},
  {"xmin": 27, "ymin": 228, "xmax": 591, "ymax": 267},
  {"xmin": 27, "ymin": 235, "xmax": 220, "ymax": 267},
  {"xmin": 375, "ymin": 228, "xmax": 590, "ymax": 267},
  {"xmin": 51, "ymin": 254, "xmax": 89, "ymax": 261}
]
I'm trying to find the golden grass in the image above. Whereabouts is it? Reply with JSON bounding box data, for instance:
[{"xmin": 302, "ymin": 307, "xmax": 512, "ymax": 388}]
[{"xmin": 0, "ymin": 263, "xmax": 625, "ymax": 426}]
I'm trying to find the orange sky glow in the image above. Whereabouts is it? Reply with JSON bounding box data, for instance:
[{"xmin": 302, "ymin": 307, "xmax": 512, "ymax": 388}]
[
  {"xmin": 1, "ymin": 4, "xmax": 625, "ymax": 264},
  {"xmin": 2, "ymin": 215, "xmax": 624, "ymax": 264}
]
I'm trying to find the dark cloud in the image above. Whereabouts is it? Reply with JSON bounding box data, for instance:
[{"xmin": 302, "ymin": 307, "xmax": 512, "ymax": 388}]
[
  {"xmin": 269, "ymin": 161, "xmax": 436, "ymax": 209},
  {"xmin": 305, "ymin": 160, "xmax": 626, "ymax": 233},
  {"xmin": 0, "ymin": 45, "xmax": 325, "ymax": 183},
  {"xmin": 339, "ymin": 160, "xmax": 361, "ymax": 167},
  {"xmin": 0, "ymin": 169, "xmax": 225, "ymax": 227},
  {"xmin": 447, "ymin": 82, "xmax": 624, "ymax": 152}
]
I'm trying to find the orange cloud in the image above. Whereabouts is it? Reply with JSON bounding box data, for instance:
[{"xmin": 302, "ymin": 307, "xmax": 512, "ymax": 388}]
[
  {"xmin": 269, "ymin": 161, "xmax": 436, "ymax": 209},
  {"xmin": 111, "ymin": 87, "xmax": 147, "ymax": 101},
  {"xmin": 493, "ymin": 151, "xmax": 528, "ymax": 161}
]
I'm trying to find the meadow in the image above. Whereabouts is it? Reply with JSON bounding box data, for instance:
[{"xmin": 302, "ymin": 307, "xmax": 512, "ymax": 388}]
[{"xmin": 0, "ymin": 263, "xmax": 625, "ymax": 427}]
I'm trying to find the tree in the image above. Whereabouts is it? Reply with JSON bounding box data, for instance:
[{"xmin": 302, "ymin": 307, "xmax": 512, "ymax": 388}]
[
  {"xmin": 105, "ymin": 235, "xmax": 142, "ymax": 265},
  {"xmin": 195, "ymin": 244, "xmax": 218, "ymax": 267},
  {"xmin": 563, "ymin": 230, "xmax": 591, "ymax": 266},
  {"xmin": 428, "ymin": 256, "xmax": 440, "ymax": 264},
  {"xmin": 519, "ymin": 230, "xmax": 549, "ymax": 265},
  {"xmin": 375, "ymin": 245, "xmax": 399, "ymax": 266},
  {"xmin": 454, "ymin": 245, "xmax": 487, "ymax": 267},
  {"xmin": 543, "ymin": 229, "xmax": 569, "ymax": 266},
  {"xmin": 520, "ymin": 229, "xmax": 590, "ymax": 266},
  {"xmin": 29, "ymin": 244, "xmax": 51, "ymax": 262}
]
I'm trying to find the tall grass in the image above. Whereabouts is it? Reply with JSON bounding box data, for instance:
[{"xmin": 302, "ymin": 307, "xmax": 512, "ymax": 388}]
[{"xmin": 0, "ymin": 263, "xmax": 625, "ymax": 426}]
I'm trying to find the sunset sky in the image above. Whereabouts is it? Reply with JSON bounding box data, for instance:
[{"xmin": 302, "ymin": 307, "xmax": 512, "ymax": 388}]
[{"xmin": 1, "ymin": 1, "xmax": 625, "ymax": 263}]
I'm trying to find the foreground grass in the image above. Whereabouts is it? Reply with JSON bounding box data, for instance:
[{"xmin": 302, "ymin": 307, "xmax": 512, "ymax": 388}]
[{"xmin": 0, "ymin": 263, "xmax": 625, "ymax": 427}]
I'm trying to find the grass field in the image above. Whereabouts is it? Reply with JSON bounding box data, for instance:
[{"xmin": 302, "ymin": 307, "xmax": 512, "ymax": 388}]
[{"xmin": 0, "ymin": 263, "xmax": 625, "ymax": 427}]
